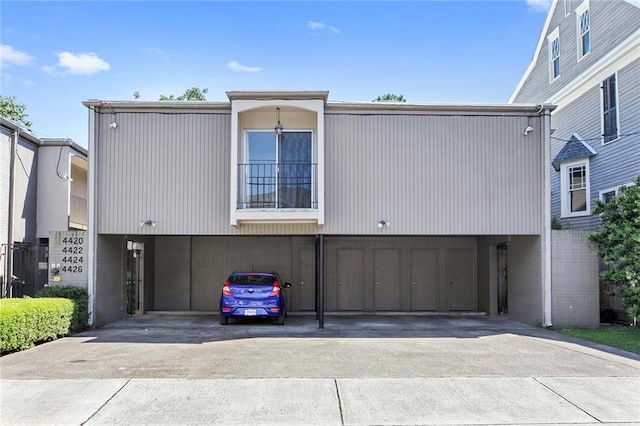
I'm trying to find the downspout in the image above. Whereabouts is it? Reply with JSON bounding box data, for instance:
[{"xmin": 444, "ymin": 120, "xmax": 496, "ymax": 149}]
[
  {"xmin": 87, "ymin": 106, "xmax": 98, "ymax": 325},
  {"xmin": 541, "ymin": 105, "xmax": 553, "ymax": 327},
  {"xmin": 5, "ymin": 128, "xmax": 18, "ymax": 297}
]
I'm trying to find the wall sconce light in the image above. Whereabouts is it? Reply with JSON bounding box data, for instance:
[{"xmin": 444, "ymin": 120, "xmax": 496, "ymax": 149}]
[
  {"xmin": 140, "ymin": 220, "xmax": 156, "ymax": 227},
  {"xmin": 109, "ymin": 122, "xmax": 118, "ymax": 129},
  {"xmin": 523, "ymin": 125, "xmax": 534, "ymax": 136},
  {"xmin": 274, "ymin": 107, "xmax": 284, "ymax": 135},
  {"xmin": 377, "ymin": 220, "xmax": 391, "ymax": 229}
]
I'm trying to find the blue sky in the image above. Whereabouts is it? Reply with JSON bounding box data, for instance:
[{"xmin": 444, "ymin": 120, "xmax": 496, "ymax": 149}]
[{"xmin": 1, "ymin": 0, "xmax": 552, "ymax": 148}]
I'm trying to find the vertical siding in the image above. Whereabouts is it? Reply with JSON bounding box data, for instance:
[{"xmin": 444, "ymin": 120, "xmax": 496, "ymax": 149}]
[
  {"xmin": 324, "ymin": 113, "xmax": 543, "ymax": 235},
  {"xmin": 98, "ymin": 111, "xmax": 231, "ymax": 234},
  {"xmin": 514, "ymin": 0, "xmax": 640, "ymax": 104},
  {"xmin": 13, "ymin": 139, "xmax": 38, "ymax": 242}
]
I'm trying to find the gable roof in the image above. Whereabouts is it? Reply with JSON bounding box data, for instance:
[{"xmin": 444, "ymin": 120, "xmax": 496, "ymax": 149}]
[
  {"xmin": 552, "ymin": 134, "xmax": 598, "ymax": 170},
  {"xmin": 509, "ymin": 0, "xmax": 640, "ymax": 103}
]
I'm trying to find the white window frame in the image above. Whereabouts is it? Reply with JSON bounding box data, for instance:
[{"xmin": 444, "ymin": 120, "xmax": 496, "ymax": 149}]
[
  {"xmin": 547, "ymin": 28, "xmax": 561, "ymax": 82},
  {"xmin": 599, "ymin": 182, "xmax": 635, "ymax": 203},
  {"xmin": 560, "ymin": 159, "xmax": 591, "ymax": 218},
  {"xmin": 600, "ymin": 73, "xmax": 620, "ymax": 145},
  {"xmin": 241, "ymin": 128, "xmax": 316, "ymax": 210},
  {"xmin": 575, "ymin": 0, "xmax": 590, "ymax": 60}
]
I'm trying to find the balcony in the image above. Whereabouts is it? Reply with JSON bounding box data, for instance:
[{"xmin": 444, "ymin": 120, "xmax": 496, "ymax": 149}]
[
  {"xmin": 235, "ymin": 162, "xmax": 320, "ymax": 224},
  {"xmin": 69, "ymin": 195, "xmax": 88, "ymax": 230}
]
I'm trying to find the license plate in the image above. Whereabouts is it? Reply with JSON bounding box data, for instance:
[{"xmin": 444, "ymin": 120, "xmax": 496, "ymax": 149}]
[{"xmin": 244, "ymin": 309, "xmax": 257, "ymax": 316}]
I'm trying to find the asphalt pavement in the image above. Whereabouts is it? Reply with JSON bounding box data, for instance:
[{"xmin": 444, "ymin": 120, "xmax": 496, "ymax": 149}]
[{"xmin": 1, "ymin": 313, "xmax": 639, "ymax": 425}]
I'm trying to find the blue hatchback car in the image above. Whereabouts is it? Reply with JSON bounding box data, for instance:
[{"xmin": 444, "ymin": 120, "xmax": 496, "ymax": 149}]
[{"xmin": 219, "ymin": 271, "xmax": 291, "ymax": 325}]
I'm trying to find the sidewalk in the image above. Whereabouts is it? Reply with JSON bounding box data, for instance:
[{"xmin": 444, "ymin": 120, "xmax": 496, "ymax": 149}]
[{"xmin": 2, "ymin": 314, "xmax": 639, "ymax": 425}]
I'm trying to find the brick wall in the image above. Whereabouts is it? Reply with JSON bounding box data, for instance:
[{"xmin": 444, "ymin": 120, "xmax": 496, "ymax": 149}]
[{"xmin": 551, "ymin": 230, "xmax": 599, "ymax": 328}]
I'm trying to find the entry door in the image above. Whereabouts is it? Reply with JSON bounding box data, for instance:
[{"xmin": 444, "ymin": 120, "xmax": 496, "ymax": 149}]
[
  {"xmin": 410, "ymin": 249, "xmax": 438, "ymax": 311},
  {"xmin": 374, "ymin": 249, "xmax": 401, "ymax": 311},
  {"xmin": 298, "ymin": 247, "xmax": 316, "ymax": 311},
  {"xmin": 336, "ymin": 249, "xmax": 365, "ymax": 311},
  {"xmin": 446, "ymin": 248, "xmax": 474, "ymax": 311},
  {"xmin": 126, "ymin": 241, "xmax": 144, "ymax": 315}
]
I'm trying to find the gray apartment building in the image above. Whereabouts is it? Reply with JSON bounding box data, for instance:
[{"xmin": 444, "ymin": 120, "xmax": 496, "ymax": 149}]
[
  {"xmin": 1, "ymin": 117, "xmax": 88, "ymax": 298},
  {"xmin": 82, "ymin": 91, "xmax": 577, "ymax": 328}
]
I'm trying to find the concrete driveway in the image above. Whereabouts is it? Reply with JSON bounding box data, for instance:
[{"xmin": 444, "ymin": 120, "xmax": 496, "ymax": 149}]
[{"xmin": 2, "ymin": 314, "xmax": 640, "ymax": 425}]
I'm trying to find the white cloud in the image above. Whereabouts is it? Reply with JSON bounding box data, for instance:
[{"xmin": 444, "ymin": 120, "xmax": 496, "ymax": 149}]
[
  {"xmin": 526, "ymin": 0, "xmax": 552, "ymax": 12},
  {"xmin": 308, "ymin": 21, "xmax": 340, "ymax": 34},
  {"xmin": 0, "ymin": 44, "xmax": 33, "ymax": 67},
  {"xmin": 54, "ymin": 51, "xmax": 110, "ymax": 75},
  {"xmin": 226, "ymin": 60, "xmax": 262, "ymax": 73}
]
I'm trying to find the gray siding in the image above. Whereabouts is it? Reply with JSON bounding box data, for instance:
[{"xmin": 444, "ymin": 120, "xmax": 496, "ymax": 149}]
[
  {"xmin": 15, "ymin": 139, "xmax": 38, "ymax": 243},
  {"xmin": 323, "ymin": 113, "xmax": 544, "ymax": 235},
  {"xmin": 97, "ymin": 111, "xmax": 232, "ymax": 235},
  {"xmin": 95, "ymin": 108, "xmax": 546, "ymax": 236},
  {"xmin": 513, "ymin": 0, "xmax": 640, "ymax": 104},
  {"xmin": 550, "ymin": 58, "xmax": 640, "ymax": 230},
  {"xmin": 551, "ymin": 230, "xmax": 599, "ymax": 328}
]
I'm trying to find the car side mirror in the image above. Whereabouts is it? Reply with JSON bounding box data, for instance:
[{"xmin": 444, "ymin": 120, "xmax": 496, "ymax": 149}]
[{"xmin": 284, "ymin": 282, "xmax": 292, "ymax": 288}]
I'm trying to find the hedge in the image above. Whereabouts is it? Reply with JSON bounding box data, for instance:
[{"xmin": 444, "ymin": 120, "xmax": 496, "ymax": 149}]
[
  {"xmin": 0, "ymin": 298, "xmax": 73, "ymax": 353},
  {"xmin": 37, "ymin": 285, "xmax": 89, "ymax": 332}
]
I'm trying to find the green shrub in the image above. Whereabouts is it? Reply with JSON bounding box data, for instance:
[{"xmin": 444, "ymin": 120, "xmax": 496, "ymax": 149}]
[
  {"xmin": 0, "ymin": 298, "xmax": 73, "ymax": 353},
  {"xmin": 36, "ymin": 285, "xmax": 89, "ymax": 332}
]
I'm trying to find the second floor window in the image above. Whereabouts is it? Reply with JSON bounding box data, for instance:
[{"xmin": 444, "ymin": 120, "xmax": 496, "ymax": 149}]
[
  {"xmin": 561, "ymin": 159, "xmax": 590, "ymax": 217},
  {"xmin": 569, "ymin": 164, "xmax": 587, "ymax": 213},
  {"xmin": 240, "ymin": 130, "xmax": 316, "ymax": 209},
  {"xmin": 602, "ymin": 74, "xmax": 618, "ymax": 144}
]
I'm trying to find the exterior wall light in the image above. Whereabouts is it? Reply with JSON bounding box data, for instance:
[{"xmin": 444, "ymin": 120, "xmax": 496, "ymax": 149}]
[
  {"xmin": 523, "ymin": 125, "xmax": 534, "ymax": 135},
  {"xmin": 140, "ymin": 220, "xmax": 156, "ymax": 227},
  {"xmin": 377, "ymin": 220, "xmax": 390, "ymax": 229},
  {"xmin": 274, "ymin": 107, "xmax": 284, "ymax": 135}
]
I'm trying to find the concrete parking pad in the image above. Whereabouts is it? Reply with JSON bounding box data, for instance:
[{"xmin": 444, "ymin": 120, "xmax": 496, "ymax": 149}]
[
  {"xmin": 537, "ymin": 377, "xmax": 640, "ymax": 423},
  {"xmin": 1, "ymin": 315, "xmax": 639, "ymax": 425},
  {"xmin": 0, "ymin": 379, "xmax": 127, "ymax": 425},
  {"xmin": 86, "ymin": 378, "xmax": 341, "ymax": 425},
  {"xmin": 336, "ymin": 377, "xmax": 597, "ymax": 425}
]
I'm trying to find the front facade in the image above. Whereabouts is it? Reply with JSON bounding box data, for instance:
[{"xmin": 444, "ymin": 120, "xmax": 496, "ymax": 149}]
[
  {"xmin": 509, "ymin": 0, "xmax": 640, "ymax": 230},
  {"xmin": 0, "ymin": 117, "xmax": 88, "ymax": 298},
  {"xmin": 85, "ymin": 92, "xmax": 558, "ymax": 327}
]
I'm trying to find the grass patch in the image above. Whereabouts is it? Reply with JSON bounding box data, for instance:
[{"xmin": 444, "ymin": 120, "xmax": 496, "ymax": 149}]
[{"xmin": 558, "ymin": 327, "xmax": 640, "ymax": 355}]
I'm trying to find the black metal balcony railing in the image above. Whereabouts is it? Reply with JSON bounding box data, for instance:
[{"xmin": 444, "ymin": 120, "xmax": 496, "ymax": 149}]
[{"xmin": 238, "ymin": 162, "xmax": 318, "ymax": 209}]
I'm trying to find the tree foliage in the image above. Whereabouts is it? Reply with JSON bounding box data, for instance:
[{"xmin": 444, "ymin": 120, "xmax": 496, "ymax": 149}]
[
  {"xmin": 0, "ymin": 95, "xmax": 33, "ymax": 130},
  {"xmin": 588, "ymin": 176, "xmax": 640, "ymax": 321},
  {"xmin": 159, "ymin": 87, "xmax": 208, "ymax": 101},
  {"xmin": 373, "ymin": 93, "xmax": 406, "ymax": 102}
]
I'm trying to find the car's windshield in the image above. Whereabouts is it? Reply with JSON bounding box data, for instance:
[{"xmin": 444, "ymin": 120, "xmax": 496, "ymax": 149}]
[{"xmin": 229, "ymin": 274, "xmax": 276, "ymax": 285}]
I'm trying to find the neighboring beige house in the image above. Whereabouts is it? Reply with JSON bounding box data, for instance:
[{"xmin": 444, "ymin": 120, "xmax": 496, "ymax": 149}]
[
  {"xmin": 83, "ymin": 92, "xmax": 584, "ymax": 328},
  {"xmin": 0, "ymin": 117, "xmax": 88, "ymax": 297}
]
